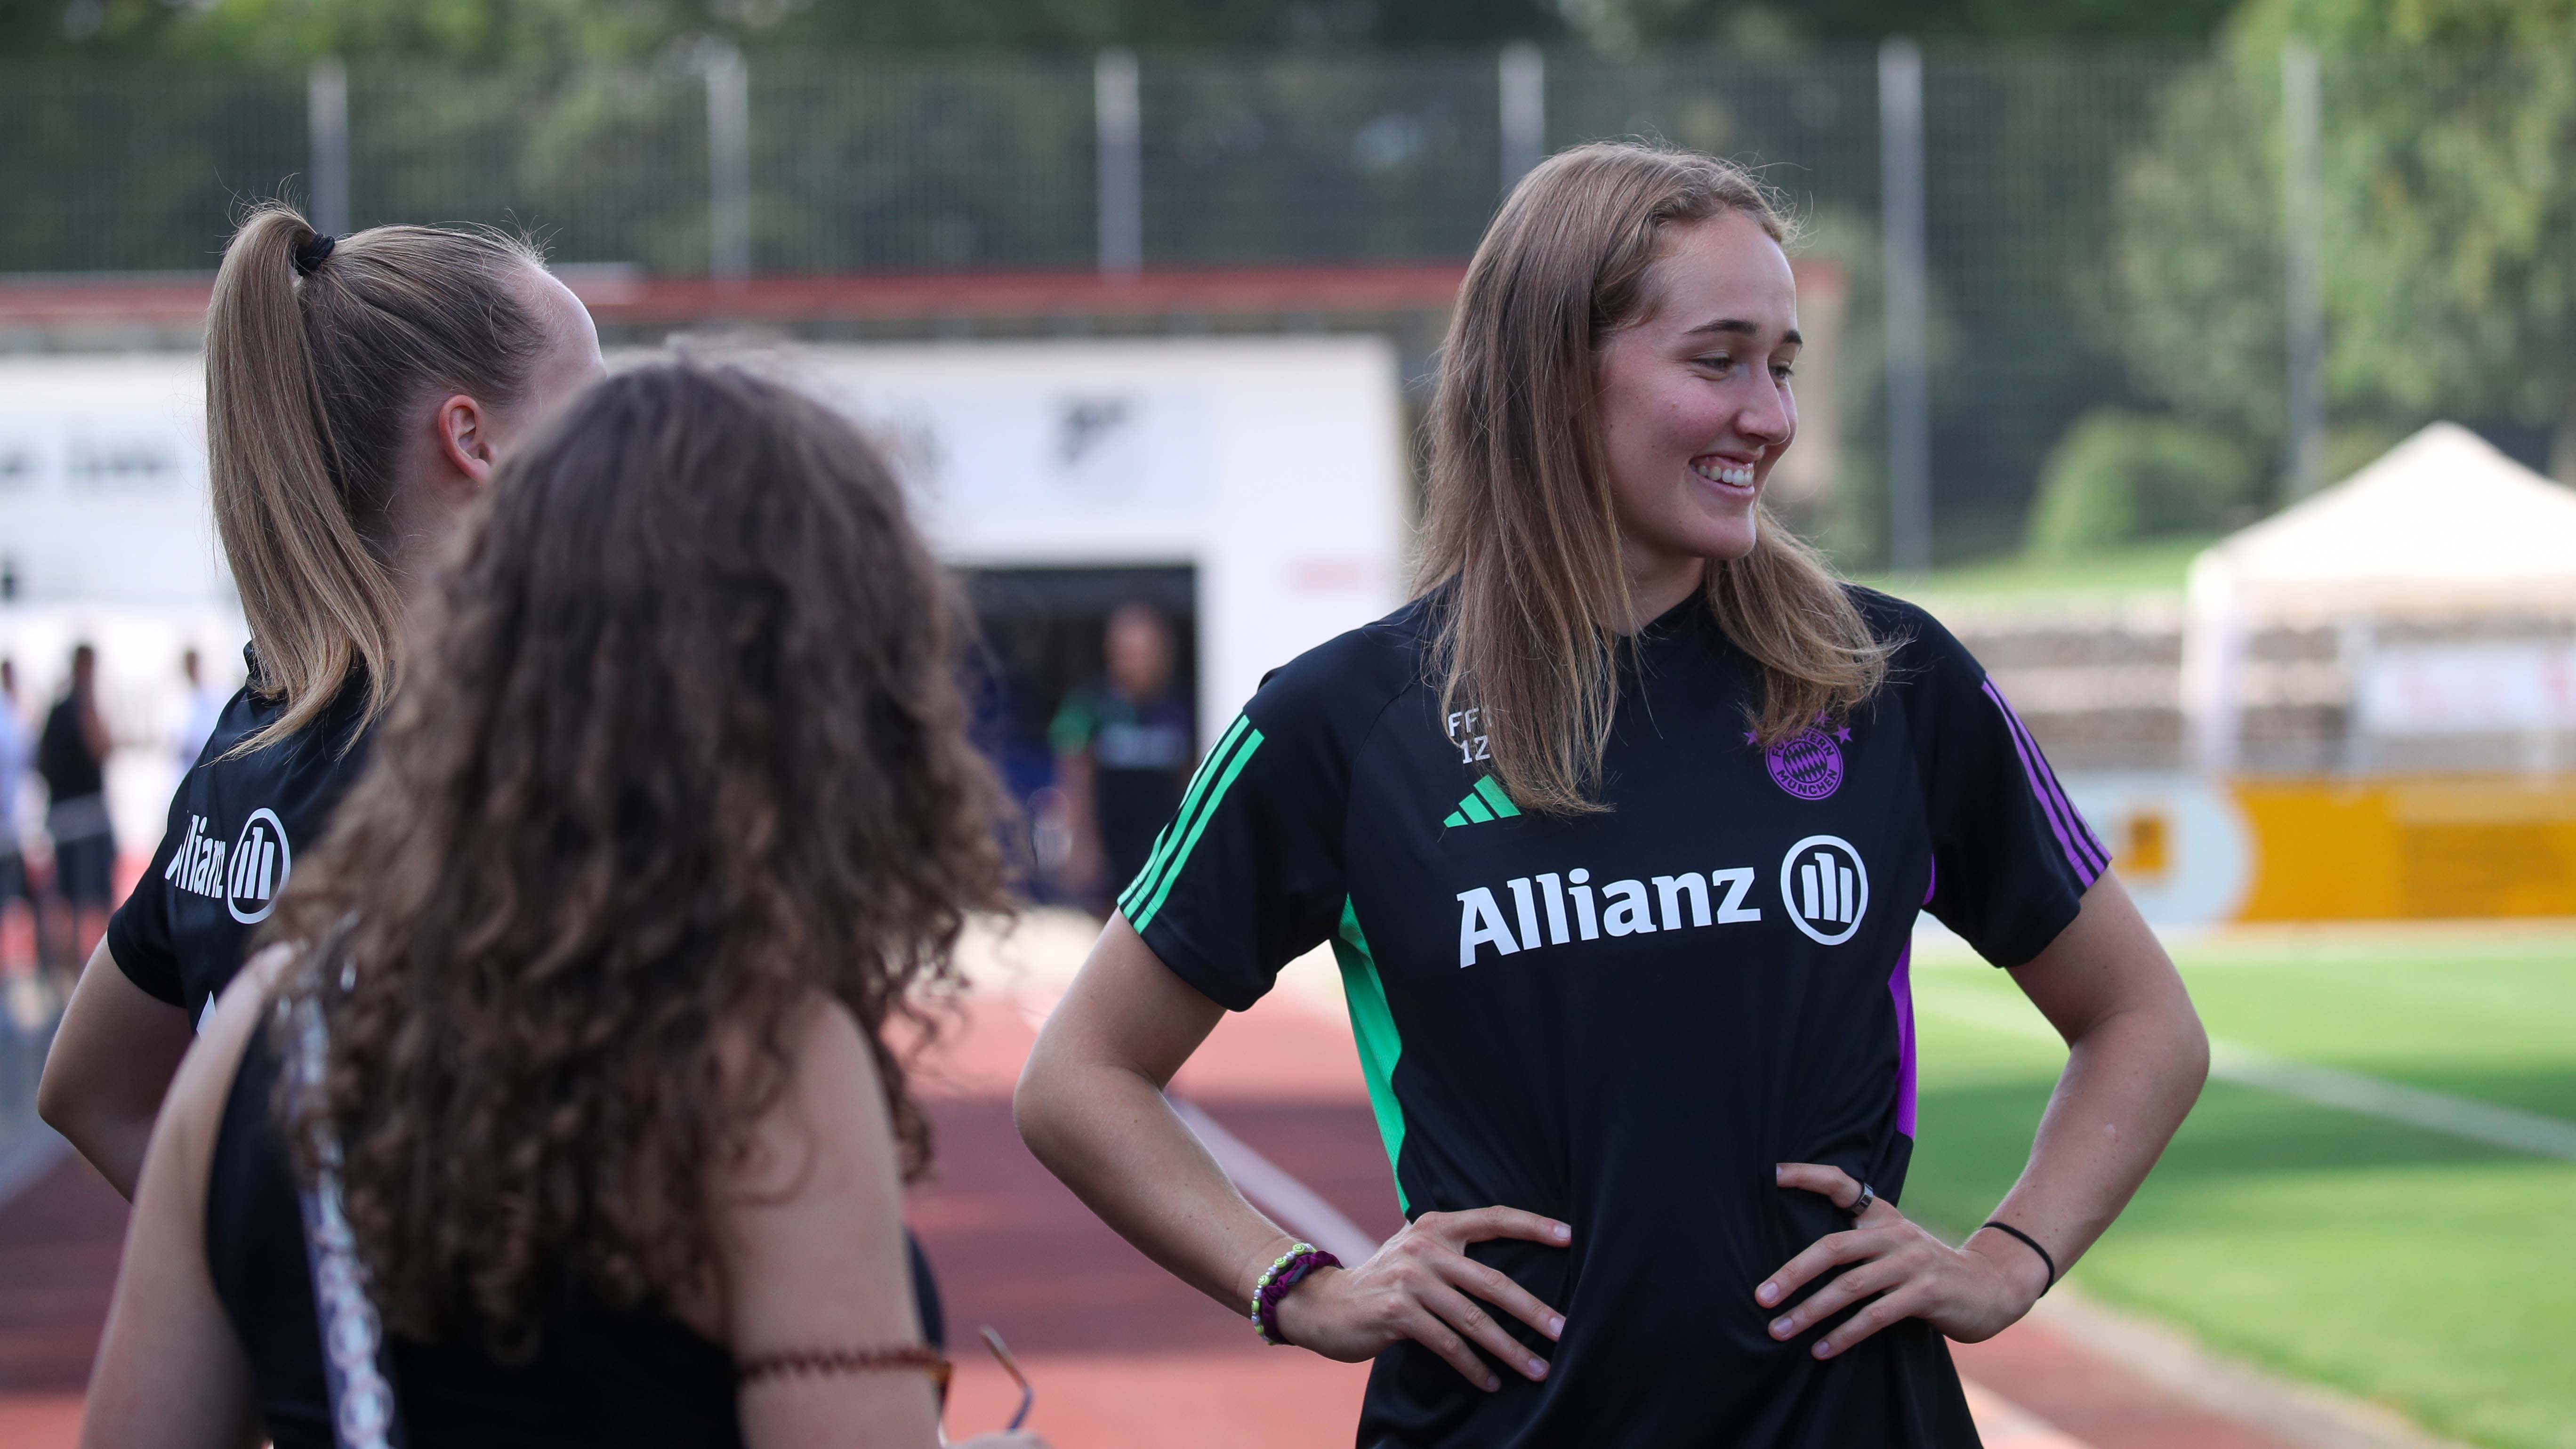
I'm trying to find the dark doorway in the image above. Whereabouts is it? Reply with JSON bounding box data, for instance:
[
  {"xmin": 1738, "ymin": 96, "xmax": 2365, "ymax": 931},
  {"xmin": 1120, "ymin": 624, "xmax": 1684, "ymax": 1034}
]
[{"xmin": 962, "ymin": 565, "xmax": 1198, "ymax": 906}]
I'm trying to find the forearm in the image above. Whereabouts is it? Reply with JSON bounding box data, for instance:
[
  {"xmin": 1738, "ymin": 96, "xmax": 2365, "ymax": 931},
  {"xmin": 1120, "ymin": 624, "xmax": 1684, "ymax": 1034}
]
[
  {"xmin": 1015, "ymin": 1058, "xmax": 1294, "ymax": 1310},
  {"xmin": 39, "ymin": 940, "xmax": 193, "ymax": 1199},
  {"xmin": 1980, "ymin": 998, "xmax": 2207, "ymax": 1280}
]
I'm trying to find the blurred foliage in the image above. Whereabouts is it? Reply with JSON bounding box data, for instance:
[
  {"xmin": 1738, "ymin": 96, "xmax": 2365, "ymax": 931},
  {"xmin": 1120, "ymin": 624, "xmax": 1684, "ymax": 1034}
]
[
  {"xmin": 2025, "ymin": 409, "xmax": 2254, "ymax": 557},
  {"xmin": 1570, "ymin": 0, "xmax": 2236, "ymax": 50},
  {"xmin": 2093, "ymin": 0, "xmax": 2576, "ymax": 495},
  {"xmin": 0, "ymin": 0, "xmax": 1569, "ymax": 64}
]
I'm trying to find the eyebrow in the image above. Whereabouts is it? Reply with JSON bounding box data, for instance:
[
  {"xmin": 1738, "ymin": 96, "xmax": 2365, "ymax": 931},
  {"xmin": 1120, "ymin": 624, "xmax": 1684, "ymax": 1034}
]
[{"xmin": 1684, "ymin": 318, "xmax": 1801, "ymax": 346}]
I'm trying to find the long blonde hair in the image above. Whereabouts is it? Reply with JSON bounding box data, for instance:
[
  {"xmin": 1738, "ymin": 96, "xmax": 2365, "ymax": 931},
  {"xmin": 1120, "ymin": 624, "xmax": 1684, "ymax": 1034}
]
[
  {"xmin": 205, "ymin": 203, "xmax": 550, "ymax": 753},
  {"xmin": 1418, "ymin": 141, "xmax": 1890, "ymax": 817}
]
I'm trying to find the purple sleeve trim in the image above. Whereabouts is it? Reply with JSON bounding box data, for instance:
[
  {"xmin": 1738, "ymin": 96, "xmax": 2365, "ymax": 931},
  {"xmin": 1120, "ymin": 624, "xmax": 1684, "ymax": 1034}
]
[{"xmin": 1978, "ymin": 678, "xmax": 2106, "ymax": 885}]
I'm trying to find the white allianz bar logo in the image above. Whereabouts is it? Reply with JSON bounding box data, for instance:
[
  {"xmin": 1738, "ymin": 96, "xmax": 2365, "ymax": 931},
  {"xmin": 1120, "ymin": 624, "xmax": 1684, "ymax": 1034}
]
[
  {"xmin": 164, "ymin": 808, "xmax": 293, "ymax": 924},
  {"xmin": 1454, "ymin": 865, "xmax": 1764, "ymax": 969}
]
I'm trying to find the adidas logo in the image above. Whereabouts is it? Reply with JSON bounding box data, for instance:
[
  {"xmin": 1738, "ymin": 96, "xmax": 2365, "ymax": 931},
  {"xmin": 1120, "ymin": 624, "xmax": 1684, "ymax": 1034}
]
[{"xmin": 1444, "ymin": 776, "xmax": 1521, "ymax": 828}]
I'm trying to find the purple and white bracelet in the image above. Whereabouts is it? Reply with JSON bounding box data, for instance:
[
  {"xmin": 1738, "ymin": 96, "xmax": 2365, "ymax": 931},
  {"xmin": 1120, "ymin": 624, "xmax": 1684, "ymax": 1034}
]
[{"xmin": 1250, "ymin": 1242, "xmax": 1342, "ymax": 1345}]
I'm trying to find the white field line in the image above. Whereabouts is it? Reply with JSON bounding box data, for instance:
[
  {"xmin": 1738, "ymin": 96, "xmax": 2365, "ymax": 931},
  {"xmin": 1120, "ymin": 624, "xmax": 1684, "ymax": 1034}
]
[
  {"xmin": 1916, "ymin": 990, "xmax": 2576, "ymax": 1164},
  {"xmin": 1168, "ymin": 1095, "xmax": 1383, "ymax": 1267}
]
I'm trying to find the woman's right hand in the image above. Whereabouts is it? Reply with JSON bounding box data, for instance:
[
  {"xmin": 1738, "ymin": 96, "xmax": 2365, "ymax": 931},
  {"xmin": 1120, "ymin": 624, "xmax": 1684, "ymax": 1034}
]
[{"xmin": 1269, "ymin": 1208, "xmax": 1570, "ymax": 1392}]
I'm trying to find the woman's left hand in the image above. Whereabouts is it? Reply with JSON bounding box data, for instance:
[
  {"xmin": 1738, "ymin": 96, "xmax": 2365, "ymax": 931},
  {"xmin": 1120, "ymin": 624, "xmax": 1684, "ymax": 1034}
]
[{"xmin": 1755, "ymin": 1163, "xmax": 2046, "ymax": 1359}]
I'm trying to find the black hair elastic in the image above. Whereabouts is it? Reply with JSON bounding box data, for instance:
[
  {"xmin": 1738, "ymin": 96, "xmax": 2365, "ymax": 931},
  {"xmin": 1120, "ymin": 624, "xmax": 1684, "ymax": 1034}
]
[
  {"xmin": 1980, "ymin": 1221, "xmax": 2057, "ymax": 1294},
  {"xmin": 293, "ymin": 232, "xmax": 338, "ymax": 277}
]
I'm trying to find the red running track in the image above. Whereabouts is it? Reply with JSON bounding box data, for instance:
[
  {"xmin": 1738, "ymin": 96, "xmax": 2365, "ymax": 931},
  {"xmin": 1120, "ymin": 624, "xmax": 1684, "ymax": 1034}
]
[{"xmin": 0, "ymin": 982, "xmax": 2310, "ymax": 1449}]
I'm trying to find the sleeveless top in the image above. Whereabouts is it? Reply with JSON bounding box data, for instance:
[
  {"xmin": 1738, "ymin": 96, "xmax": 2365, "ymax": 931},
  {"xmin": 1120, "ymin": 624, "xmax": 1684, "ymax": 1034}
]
[{"xmin": 209, "ymin": 1031, "xmax": 947, "ymax": 1449}]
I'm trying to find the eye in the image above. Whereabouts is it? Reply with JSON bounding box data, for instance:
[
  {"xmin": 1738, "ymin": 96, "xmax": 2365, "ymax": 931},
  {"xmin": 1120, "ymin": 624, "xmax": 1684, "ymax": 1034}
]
[
  {"xmin": 1694, "ymin": 354, "xmax": 1736, "ymax": 377},
  {"xmin": 1772, "ymin": 363, "xmax": 1796, "ymax": 381}
]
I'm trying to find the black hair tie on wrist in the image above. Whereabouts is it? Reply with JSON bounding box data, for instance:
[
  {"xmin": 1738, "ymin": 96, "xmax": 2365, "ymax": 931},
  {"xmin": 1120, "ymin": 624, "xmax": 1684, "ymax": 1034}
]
[
  {"xmin": 293, "ymin": 232, "xmax": 337, "ymax": 277},
  {"xmin": 1980, "ymin": 1221, "xmax": 2057, "ymax": 1295}
]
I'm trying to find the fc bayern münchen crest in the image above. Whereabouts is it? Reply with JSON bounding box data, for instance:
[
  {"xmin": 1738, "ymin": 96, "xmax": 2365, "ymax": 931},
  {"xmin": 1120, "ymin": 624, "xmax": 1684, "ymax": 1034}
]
[{"xmin": 1763, "ymin": 723, "xmax": 1847, "ymax": 801}]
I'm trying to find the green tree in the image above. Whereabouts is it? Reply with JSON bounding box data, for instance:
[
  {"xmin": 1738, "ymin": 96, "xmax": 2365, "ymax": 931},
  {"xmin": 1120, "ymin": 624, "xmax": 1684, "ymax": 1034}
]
[
  {"xmin": 1, "ymin": 0, "xmax": 1568, "ymax": 66},
  {"xmin": 2097, "ymin": 0, "xmax": 2576, "ymax": 487}
]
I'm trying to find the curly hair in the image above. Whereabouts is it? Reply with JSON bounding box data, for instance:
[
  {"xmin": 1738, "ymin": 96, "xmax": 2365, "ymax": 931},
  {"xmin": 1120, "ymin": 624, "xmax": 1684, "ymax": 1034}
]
[{"xmin": 263, "ymin": 360, "xmax": 1011, "ymax": 1357}]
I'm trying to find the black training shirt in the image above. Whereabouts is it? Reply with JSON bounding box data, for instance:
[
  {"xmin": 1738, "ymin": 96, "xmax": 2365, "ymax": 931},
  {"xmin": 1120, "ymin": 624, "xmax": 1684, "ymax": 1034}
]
[
  {"xmin": 107, "ymin": 650, "xmax": 373, "ymax": 1029},
  {"xmin": 1122, "ymin": 589, "xmax": 2107, "ymax": 1449}
]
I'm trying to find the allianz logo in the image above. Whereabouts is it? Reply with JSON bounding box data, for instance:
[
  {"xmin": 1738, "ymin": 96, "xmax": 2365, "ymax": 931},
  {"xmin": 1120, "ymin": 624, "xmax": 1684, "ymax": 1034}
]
[
  {"xmin": 1454, "ymin": 834, "xmax": 1869, "ymax": 967},
  {"xmin": 164, "ymin": 808, "xmax": 293, "ymax": 925}
]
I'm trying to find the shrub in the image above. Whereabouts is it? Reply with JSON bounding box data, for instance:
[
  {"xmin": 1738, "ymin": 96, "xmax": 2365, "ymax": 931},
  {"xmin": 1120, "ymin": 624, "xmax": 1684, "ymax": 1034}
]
[{"xmin": 2027, "ymin": 409, "xmax": 2255, "ymax": 558}]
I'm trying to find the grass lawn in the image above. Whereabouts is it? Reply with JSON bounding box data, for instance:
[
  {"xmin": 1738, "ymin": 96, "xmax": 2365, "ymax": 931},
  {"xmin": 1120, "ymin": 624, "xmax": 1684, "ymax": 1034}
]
[
  {"xmin": 1848, "ymin": 533, "xmax": 2219, "ymax": 604},
  {"xmin": 1904, "ymin": 928, "xmax": 2576, "ymax": 1449}
]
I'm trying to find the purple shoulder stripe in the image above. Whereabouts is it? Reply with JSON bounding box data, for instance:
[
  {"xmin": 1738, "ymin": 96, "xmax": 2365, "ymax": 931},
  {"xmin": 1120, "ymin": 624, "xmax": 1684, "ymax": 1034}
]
[
  {"xmin": 2000, "ymin": 689, "xmax": 2112, "ymax": 877},
  {"xmin": 1978, "ymin": 677, "xmax": 2106, "ymax": 886}
]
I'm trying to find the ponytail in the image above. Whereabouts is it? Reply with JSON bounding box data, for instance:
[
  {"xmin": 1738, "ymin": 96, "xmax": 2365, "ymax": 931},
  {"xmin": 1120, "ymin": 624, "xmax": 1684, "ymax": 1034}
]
[{"xmin": 205, "ymin": 203, "xmax": 548, "ymax": 754}]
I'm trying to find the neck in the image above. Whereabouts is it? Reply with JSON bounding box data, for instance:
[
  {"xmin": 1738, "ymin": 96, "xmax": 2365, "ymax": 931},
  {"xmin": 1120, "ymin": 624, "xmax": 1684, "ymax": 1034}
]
[{"xmin": 1619, "ymin": 547, "xmax": 1707, "ymax": 633}]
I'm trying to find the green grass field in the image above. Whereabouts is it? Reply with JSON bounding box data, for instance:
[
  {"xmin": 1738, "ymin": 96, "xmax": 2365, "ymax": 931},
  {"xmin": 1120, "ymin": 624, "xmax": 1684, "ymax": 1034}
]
[
  {"xmin": 1848, "ymin": 533, "xmax": 2219, "ymax": 604},
  {"xmin": 1905, "ymin": 927, "xmax": 2576, "ymax": 1449}
]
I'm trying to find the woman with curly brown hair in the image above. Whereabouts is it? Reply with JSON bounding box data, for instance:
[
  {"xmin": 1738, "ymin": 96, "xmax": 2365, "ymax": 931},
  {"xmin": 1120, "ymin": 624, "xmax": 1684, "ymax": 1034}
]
[{"xmin": 82, "ymin": 362, "xmax": 1043, "ymax": 1449}]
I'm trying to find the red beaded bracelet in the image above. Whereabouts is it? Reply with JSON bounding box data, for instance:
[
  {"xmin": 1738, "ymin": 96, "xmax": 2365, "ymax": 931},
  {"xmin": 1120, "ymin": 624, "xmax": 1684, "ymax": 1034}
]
[{"xmin": 1250, "ymin": 1242, "xmax": 1342, "ymax": 1345}]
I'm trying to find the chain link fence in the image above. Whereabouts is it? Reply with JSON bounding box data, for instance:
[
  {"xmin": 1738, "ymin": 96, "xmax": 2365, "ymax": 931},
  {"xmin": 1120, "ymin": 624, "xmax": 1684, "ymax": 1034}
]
[{"xmin": 8, "ymin": 46, "xmax": 2564, "ymax": 564}]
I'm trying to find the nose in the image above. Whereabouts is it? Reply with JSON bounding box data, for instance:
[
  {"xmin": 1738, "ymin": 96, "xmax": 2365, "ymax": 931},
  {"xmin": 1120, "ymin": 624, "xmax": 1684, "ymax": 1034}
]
[{"xmin": 1735, "ymin": 377, "xmax": 1795, "ymax": 452}]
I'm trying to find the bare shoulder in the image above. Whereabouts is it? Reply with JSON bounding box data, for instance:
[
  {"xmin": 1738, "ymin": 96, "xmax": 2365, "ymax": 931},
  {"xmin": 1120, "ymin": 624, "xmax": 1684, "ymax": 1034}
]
[{"xmin": 713, "ymin": 993, "xmax": 901, "ymax": 1204}]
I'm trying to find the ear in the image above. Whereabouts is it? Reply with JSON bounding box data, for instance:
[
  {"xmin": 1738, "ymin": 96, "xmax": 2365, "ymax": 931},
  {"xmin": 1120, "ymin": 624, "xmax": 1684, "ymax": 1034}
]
[{"xmin": 433, "ymin": 393, "xmax": 499, "ymax": 488}]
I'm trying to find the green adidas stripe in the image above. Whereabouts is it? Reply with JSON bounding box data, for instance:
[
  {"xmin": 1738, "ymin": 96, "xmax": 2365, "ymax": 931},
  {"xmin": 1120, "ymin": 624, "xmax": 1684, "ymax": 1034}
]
[
  {"xmin": 1119, "ymin": 714, "xmax": 1252, "ymax": 918},
  {"xmin": 1330, "ymin": 897, "xmax": 1409, "ymax": 1216},
  {"xmin": 1441, "ymin": 776, "xmax": 1520, "ymax": 829},
  {"xmin": 1127, "ymin": 726, "xmax": 1264, "ymax": 932}
]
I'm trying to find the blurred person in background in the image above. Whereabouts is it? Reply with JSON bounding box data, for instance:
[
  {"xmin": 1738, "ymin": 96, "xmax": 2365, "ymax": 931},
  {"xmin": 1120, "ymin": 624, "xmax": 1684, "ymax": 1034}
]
[
  {"xmin": 0, "ymin": 659, "xmax": 32, "ymax": 997},
  {"xmin": 172, "ymin": 646, "xmax": 227, "ymax": 770},
  {"xmin": 83, "ymin": 362, "xmax": 1041, "ymax": 1449},
  {"xmin": 37, "ymin": 642, "xmax": 114, "ymax": 986},
  {"xmin": 1049, "ymin": 603, "xmax": 1193, "ymax": 913},
  {"xmin": 38, "ymin": 202, "xmax": 606, "ymax": 1198},
  {"xmin": 1018, "ymin": 143, "xmax": 2208, "ymax": 1446}
]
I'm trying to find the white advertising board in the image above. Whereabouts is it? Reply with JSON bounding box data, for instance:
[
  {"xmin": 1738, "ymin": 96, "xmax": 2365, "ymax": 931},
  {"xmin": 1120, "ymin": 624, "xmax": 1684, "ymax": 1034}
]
[
  {"xmin": 2358, "ymin": 642, "xmax": 2576, "ymax": 735},
  {"xmin": 0, "ymin": 337, "xmax": 1409, "ymax": 781},
  {"xmin": 0, "ymin": 354, "xmax": 221, "ymax": 607},
  {"xmin": 785, "ymin": 337, "xmax": 1411, "ymax": 743}
]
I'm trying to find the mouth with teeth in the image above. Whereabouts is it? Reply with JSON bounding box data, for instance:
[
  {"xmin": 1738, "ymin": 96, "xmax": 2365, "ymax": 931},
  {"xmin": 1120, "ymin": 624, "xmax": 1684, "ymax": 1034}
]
[{"xmin": 1690, "ymin": 454, "xmax": 1761, "ymax": 493}]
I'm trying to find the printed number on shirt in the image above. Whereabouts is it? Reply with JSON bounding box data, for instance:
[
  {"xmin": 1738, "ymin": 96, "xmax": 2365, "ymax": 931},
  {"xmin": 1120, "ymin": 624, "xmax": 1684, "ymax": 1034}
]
[{"xmin": 1447, "ymin": 708, "xmax": 1491, "ymax": 764}]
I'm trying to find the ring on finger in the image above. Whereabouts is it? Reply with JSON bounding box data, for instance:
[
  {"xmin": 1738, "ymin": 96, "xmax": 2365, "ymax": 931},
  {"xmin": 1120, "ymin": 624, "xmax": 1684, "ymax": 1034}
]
[{"xmin": 1846, "ymin": 1182, "xmax": 1875, "ymax": 1217}]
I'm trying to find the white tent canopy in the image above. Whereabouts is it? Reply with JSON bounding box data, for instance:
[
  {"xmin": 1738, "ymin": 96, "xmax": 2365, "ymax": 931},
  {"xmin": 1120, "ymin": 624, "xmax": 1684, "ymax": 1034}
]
[{"xmin": 2183, "ymin": 423, "xmax": 2576, "ymax": 769}]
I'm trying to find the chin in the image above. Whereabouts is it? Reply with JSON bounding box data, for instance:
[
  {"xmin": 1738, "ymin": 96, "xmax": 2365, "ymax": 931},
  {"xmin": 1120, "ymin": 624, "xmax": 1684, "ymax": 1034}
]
[{"xmin": 1680, "ymin": 513, "xmax": 1761, "ymax": 564}]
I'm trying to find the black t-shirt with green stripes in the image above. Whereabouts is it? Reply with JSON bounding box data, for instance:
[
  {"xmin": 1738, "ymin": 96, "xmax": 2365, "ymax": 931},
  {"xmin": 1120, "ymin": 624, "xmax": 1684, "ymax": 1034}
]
[{"xmin": 1124, "ymin": 588, "xmax": 2106, "ymax": 1449}]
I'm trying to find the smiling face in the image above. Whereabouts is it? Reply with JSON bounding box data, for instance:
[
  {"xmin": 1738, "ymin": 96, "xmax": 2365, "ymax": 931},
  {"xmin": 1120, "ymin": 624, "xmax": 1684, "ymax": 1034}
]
[{"xmin": 1594, "ymin": 209, "xmax": 1800, "ymax": 600}]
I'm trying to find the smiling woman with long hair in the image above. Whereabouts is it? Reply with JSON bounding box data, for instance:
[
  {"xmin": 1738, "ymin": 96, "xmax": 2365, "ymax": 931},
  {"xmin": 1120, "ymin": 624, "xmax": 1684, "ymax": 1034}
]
[
  {"xmin": 83, "ymin": 362, "xmax": 1042, "ymax": 1449},
  {"xmin": 1015, "ymin": 141, "xmax": 2209, "ymax": 1446}
]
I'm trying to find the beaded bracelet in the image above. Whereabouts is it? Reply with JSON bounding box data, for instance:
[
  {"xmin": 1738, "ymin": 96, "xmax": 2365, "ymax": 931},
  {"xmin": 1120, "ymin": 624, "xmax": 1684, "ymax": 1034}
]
[{"xmin": 1250, "ymin": 1242, "xmax": 1343, "ymax": 1345}]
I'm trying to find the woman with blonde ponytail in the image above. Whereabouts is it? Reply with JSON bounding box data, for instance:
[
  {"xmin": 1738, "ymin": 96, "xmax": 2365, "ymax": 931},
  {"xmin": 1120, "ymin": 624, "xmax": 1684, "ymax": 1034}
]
[
  {"xmin": 39, "ymin": 202, "xmax": 604, "ymax": 1198},
  {"xmin": 1019, "ymin": 141, "xmax": 2209, "ymax": 1444}
]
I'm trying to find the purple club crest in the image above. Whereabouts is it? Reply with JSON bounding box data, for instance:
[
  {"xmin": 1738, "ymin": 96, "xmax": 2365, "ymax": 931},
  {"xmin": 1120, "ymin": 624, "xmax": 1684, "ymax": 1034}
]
[{"xmin": 1763, "ymin": 724, "xmax": 1847, "ymax": 801}]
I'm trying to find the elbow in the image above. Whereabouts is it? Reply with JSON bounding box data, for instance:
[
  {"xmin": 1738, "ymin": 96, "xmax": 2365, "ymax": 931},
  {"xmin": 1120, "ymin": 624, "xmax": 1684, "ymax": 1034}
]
[
  {"xmin": 35, "ymin": 1056, "xmax": 86, "ymax": 1141},
  {"xmin": 2157, "ymin": 997, "xmax": 2212, "ymax": 1107},
  {"xmin": 1011, "ymin": 1050, "xmax": 1064, "ymax": 1167}
]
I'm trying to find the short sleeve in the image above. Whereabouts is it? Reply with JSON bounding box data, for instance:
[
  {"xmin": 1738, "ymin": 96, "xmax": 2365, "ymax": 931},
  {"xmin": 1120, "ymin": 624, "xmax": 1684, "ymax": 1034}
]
[
  {"xmin": 1119, "ymin": 648, "xmax": 1377, "ymax": 1012},
  {"xmin": 105, "ymin": 779, "xmax": 188, "ymax": 1006},
  {"xmin": 1885, "ymin": 601, "xmax": 2111, "ymax": 967}
]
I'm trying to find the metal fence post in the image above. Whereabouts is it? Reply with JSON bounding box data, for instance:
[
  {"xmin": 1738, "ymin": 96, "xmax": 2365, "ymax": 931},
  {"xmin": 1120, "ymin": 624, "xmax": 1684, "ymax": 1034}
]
[
  {"xmin": 307, "ymin": 59, "xmax": 349, "ymax": 236},
  {"xmin": 2281, "ymin": 44, "xmax": 2326, "ymax": 502},
  {"xmin": 705, "ymin": 42, "xmax": 753, "ymax": 285},
  {"xmin": 1498, "ymin": 43, "xmax": 1545, "ymax": 193},
  {"xmin": 1096, "ymin": 48, "xmax": 1143, "ymax": 278},
  {"xmin": 1878, "ymin": 38, "xmax": 1932, "ymax": 575}
]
